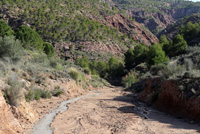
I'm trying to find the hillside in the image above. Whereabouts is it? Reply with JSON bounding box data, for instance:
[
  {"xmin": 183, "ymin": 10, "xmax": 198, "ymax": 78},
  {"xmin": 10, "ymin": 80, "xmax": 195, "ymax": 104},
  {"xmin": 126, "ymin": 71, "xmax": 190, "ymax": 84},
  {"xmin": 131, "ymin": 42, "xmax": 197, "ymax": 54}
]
[
  {"xmin": 0, "ymin": 0, "xmax": 158, "ymax": 61},
  {"xmin": 1, "ymin": 0, "xmax": 200, "ymax": 134},
  {"xmin": 106, "ymin": 0, "xmax": 200, "ymax": 35},
  {"xmin": 159, "ymin": 14, "xmax": 200, "ymax": 45}
]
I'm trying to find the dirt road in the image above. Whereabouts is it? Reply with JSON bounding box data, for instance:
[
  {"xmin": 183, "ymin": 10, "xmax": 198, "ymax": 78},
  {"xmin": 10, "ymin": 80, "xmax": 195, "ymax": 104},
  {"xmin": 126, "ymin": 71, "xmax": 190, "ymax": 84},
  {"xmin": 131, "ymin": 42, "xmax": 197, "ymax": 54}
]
[{"xmin": 51, "ymin": 87, "xmax": 200, "ymax": 134}]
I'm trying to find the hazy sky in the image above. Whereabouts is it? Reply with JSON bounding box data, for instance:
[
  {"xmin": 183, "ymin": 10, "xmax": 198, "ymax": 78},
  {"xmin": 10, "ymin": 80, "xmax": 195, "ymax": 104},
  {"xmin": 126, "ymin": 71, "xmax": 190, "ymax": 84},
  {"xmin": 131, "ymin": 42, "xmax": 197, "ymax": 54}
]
[{"xmin": 191, "ymin": 0, "xmax": 200, "ymax": 2}]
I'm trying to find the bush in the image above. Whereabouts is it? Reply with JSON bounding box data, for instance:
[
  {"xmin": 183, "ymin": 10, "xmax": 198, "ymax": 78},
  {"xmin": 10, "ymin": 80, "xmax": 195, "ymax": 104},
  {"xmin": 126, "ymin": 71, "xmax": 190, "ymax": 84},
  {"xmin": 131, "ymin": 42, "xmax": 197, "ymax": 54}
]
[
  {"xmin": 122, "ymin": 72, "xmax": 138, "ymax": 88},
  {"xmin": 147, "ymin": 43, "xmax": 169, "ymax": 67},
  {"xmin": 49, "ymin": 58, "xmax": 63, "ymax": 70},
  {"xmin": 15, "ymin": 25, "xmax": 43, "ymax": 50},
  {"xmin": 150, "ymin": 63, "xmax": 169, "ymax": 78},
  {"xmin": 5, "ymin": 76, "xmax": 22, "ymax": 106},
  {"xmin": 75, "ymin": 56, "xmax": 90, "ymax": 68},
  {"xmin": 0, "ymin": 61, "xmax": 8, "ymax": 76},
  {"xmin": 172, "ymin": 34, "xmax": 187, "ymax": 56},
  {"xmin": 90, "ymin": 75, "xmax": 109, "ymax": 87},
  {"xmin": 84, "ymin": 68, "xmax": 91, "ymax": 75},
  {"xmin": 51, "ymin": 88, "xmax": 64, "ymax": 97},
  {"xmin": 96, "ymin": 61, "xmax": 107, "ymax": 77},
  {"xmin": 159, "ymin": 35, "xmax": 169, "ymax": 47},
  {"xmin": 43, "ymin": 42, "xmax": 55, "ymax": 57},
  {"xmin": 124, "ymin": 44, "xmax": 147, "ymax": 70},
  {"xmin": 0, "ymin": 36, "xmax": 23, "ymax": 61},
  {"xmin": 25, "ymin": 88, "xmax": 51, "ymax": 102},
  {"xmin": 0, "ymin": 20, "xmax": 14, "ymax": 37},
  {"xmin": 68, "ymin": 67, "xmax": 85, "ymax": 84},
  {"xmin": 124, "ymin": 48, "xmax": 134, "ymax": 70}
]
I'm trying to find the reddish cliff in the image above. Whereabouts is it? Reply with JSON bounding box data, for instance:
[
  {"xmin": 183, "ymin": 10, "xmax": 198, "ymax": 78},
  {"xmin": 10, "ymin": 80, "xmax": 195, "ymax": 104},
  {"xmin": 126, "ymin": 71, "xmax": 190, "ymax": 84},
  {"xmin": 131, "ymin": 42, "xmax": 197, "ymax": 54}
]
[
  {"xmin": 139, "ymin": 77, "xmax": 200, "ymax": 121},
  {"xmin": 104, "ymin": 14, "xmax": 158, "ymax": 45},
  {"xmin": 88, "ymin": 14, "xmax": 159, "ymax": 45}
]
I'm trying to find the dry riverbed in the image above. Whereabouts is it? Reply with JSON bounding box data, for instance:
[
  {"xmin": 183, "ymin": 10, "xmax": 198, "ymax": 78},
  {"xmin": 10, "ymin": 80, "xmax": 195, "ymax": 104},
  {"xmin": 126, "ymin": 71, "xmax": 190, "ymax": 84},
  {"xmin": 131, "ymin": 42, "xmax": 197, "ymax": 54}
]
[{"xmin": 48, "ymin": 87, "xmax": 200, "ymax": 134}]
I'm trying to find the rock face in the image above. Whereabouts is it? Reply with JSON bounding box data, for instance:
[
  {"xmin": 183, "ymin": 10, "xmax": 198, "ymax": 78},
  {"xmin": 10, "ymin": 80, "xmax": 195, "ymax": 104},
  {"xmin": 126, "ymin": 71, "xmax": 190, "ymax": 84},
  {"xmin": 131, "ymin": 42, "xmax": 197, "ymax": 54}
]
[
  {"xmin": 0, "ymin": 91, "xmax": 22, "ymax": 134},
  {"xmin": 104, "ymin": 14, "xmax": 158, "ymax": 45},
  {"xmin": 159, "ymin": 14, "xmax": 200, "ymax": 45},
  {"xmin": 128, "ymin": 9, "xmax": 175, "ymax": 33},
  {"xmin": 88, "ymin": 13, "xmax": 159, "ymax": 45},
  {"xmin": 139, "ymin": 77, "xmax": 200, "ymax": 121},
  {"xmin": 128, "ymin": 7, "xmax": 200, "ymax": 34}
]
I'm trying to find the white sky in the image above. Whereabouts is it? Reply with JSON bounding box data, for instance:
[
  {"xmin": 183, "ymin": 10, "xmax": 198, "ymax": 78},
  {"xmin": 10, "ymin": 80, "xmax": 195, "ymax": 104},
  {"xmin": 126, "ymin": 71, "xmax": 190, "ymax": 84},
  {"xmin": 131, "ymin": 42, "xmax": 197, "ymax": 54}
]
[{"xmin": 190, "ymin": 0, "xmax": 200, "ymax": 2}]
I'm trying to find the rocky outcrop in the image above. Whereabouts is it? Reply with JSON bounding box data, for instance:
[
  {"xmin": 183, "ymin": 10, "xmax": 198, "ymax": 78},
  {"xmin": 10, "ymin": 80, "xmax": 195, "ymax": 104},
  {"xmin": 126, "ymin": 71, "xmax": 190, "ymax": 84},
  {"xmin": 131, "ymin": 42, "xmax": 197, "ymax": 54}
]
[
  {"xmin": 104, "ymin": 14, "xmax": 158, "ymax": 45},
  {"xmin": 159, "ymin": 14, "xmax": 200, "ymax": 45},
  {"xmin": 87, "ymin": 13, "xmax": 159, "ymax": 45},
  {"xmin": 161, "ymin": 7, "xmax": 200, "ymax": 19},
  {"xmin": 128, "ymin": 9, "xmax": 175, "ymax": 33},
  {"xmin": 54, "ymin": 41, "xmax": 125, "ymax": 61},
  {"xmin": 11, "ymin": 100, "xmax": 39, "ymax": 124},
  {"xmin": 127, "ymin": 7, "xmax": 200, "ymax": 35},
  {"xmin": 139, "ymin": 77, "xmax": 200, "ymax": 121},
  {"xmin": 0, "ymin": 91, "xmax": 22, "ymax": 134}
]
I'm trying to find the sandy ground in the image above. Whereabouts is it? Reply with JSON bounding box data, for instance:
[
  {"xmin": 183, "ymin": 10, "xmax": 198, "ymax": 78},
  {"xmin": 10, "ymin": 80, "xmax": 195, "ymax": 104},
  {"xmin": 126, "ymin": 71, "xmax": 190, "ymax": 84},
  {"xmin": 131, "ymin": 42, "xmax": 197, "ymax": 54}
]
[{"xmin": 51, "ymin": 87, "xmax": 200, "ymax": 134}]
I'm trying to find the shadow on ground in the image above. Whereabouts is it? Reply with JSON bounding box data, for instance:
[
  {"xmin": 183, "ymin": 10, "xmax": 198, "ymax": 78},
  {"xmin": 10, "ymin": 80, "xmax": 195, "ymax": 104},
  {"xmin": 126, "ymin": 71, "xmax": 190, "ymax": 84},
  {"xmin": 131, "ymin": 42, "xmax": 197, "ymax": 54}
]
[{"xmin": 105, "ymin": 88, "xmax": 200, "ymax": 133}]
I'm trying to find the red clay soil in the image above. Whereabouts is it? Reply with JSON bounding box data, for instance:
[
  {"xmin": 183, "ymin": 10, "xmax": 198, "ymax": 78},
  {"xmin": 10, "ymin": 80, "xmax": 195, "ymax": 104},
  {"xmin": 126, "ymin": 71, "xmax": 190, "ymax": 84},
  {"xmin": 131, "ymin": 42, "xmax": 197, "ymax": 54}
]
[
  {"xmin": 0, "ymin": 92, "xmax": 22, "ymax": 134},
  {"xmin": 139, "ymin": 77, "xmax": 200, "ymax": 121}
]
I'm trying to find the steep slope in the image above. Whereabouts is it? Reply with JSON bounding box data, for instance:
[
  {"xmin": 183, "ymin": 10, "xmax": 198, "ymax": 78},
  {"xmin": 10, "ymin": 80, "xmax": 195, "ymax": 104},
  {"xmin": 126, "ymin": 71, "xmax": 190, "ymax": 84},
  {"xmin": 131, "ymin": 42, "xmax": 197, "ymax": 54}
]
[
  {"xmin": 106, "ymin": 0, "xmax": 200, "ymax": 35},
  {"xmin": 139, "ymin": 77, "xmax": 200, "ymax": 121},
  {"xmin": 159, "ymin": 14, "xmax": 200, "ymax": 45},
  {"xmin": 0, "ymin": 0, "xmax": 158, "ymax": 61},
  {"xmin": 0, "ymin": 91, "xmax": 22, "ymax": 134}
]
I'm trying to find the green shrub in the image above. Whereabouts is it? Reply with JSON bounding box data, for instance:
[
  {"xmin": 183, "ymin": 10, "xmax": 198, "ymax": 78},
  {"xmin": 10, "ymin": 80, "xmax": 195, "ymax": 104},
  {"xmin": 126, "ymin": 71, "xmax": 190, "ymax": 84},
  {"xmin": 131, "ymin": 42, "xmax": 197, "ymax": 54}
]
[
  {"xmin": 124, "ymin": 48, "xmax": 134, "ymax": 70},
  {"xmin": 40, "ymin": 90, "xmax": 51, "ymax": 98},
  {"xmin": 122, "ymin": 72, "xmax": 138, "ymax": 88},
  {"xmin": 25, "ymin": 88, "xmax": 51, "ymax": 102},
  {"xmin": 90, "ymin": 75, "xmax": 109, "ymax": 87},
  {"xmin": 5, "ymin": 77, "xmax": 22, "ymax": 106},
  {"xmin": 15, "ymin": 25, "xmax": 44, "ymax": 50},
  {"xmin": 75, "ymin": 56, "xmax": 90, "ymax": 68},
  {"xmin": 49, "ymin": 58, "xmax": 62, "ymax": 70},
  {"xmin": 0, "ymin": 20, "xmax": 14, "ymax": 37},
  {"xmin": 0, "ymin": 36, "xmax": 23, "ymax": 61},
  {"xmin": 1, "ymin": 91, "xmax": 9, "ymax": 104},
  {"xmin": 50, "ymin": 58, "xmax": 57, "ymax": 68},
  {"xmin": 159, "ymin": 35, "xmax": 169, "ymax": 47},
  {"xmin": 125, "ymin": 44, "xmax": 148, "ymax": 70},
  {"xmin": 68, "ymin": 67, "xmax": 85, "ymax": 83},
  {"xmin": 0, "ymin": 61, "xmax": 8, "ymax": 76},
  {"xmin": 43, "ymin": 42, "xmax": 55, "ymax": 57},
  {"xmin": 84, "ymin": 68, "xmax": 91, "ymax": 75},
  {"xmin": 96, "ymin": 61, "xmax": 107, "ymax": 77},
  {"xmin": 69, "ymin": 45, "xmax": 74, "ymax": 51},
  {"xmin": 25, "ymin": 90, "xmax": 35, "ymax": 102},
  {"xmin": 172, "ymin": 34, "xmax": 187, "ymax": 56},
  {"xmin": 147, "ymin": 43, "xmax": 169, "ymax": 67},
  {"xmin": 150, "ymin": 63, "xmax": 168, "ymax": 76},
  {"xmin": 51, "ymin": 88, "xmax": 64, "ymax": 97}
]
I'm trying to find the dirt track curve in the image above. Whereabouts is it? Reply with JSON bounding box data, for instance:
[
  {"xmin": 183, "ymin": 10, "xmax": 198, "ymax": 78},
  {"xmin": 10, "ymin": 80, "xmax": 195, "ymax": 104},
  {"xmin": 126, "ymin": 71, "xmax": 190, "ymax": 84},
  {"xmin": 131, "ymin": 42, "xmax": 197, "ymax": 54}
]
[{"xmin": 49, "ymin": 87, "xmax": 200, "ymax": 134}]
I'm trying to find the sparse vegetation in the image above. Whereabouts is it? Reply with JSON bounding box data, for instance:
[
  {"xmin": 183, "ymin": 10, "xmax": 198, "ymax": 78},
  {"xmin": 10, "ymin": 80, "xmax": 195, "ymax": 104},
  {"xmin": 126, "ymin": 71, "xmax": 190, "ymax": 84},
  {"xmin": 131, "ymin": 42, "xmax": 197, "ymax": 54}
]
[
  {"xmin": 4, "ymin": 75, "xmax": 23, "ymax": 106},
  {"xmin": 25, "ymin": 87, "xmax": 51, "ymax": 102},
  {"xmin": 0, "ymin": 36, "xmax": 23, "ymax": 61},
  {"xmin": 122, "ymin": 72, "xmax": 138, "ymax": 88},
  {"xmin": 68, "ymin": 67, "xmax": 85, "ymax": 84}
]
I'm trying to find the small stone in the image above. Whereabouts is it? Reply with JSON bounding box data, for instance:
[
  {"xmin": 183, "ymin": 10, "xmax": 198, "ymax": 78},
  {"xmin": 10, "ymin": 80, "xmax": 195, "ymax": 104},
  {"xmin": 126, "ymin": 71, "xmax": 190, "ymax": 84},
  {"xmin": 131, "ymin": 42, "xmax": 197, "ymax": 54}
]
[{"xmin": 191, "ymin": 88, "xmax": 196, "ymax": 94}]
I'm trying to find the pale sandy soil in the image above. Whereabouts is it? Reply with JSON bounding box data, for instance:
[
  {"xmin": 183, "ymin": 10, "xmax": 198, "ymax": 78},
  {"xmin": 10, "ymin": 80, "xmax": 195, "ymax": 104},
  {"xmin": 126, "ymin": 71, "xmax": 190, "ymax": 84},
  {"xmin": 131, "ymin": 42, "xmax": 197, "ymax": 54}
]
[{"xmin": 51, "ymin": 87, "xmax": 200, "ymax": 134}]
